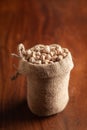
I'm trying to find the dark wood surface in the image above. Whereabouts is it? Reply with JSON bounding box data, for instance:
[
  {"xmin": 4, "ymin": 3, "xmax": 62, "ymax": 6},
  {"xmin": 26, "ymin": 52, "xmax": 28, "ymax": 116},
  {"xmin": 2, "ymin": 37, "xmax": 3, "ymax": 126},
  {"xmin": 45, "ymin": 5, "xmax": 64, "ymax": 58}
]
[{"xmin": 0, "ymin": 0, "xmax": 87, "ymax": 130}]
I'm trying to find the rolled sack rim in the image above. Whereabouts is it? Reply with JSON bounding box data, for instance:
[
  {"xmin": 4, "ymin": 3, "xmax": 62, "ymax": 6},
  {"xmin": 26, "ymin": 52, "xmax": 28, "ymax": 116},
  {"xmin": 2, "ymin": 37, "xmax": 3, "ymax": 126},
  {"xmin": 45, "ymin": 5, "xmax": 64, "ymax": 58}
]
[{"xmin": 18, "ymin": 51, "xmax": 74, "ymax": 78}]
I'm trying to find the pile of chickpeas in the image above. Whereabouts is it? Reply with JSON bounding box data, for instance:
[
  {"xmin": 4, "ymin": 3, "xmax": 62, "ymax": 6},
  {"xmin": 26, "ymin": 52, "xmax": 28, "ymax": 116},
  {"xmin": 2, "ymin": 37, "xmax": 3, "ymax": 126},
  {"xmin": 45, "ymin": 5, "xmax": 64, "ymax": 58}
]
[{"xmin": 18, "ymin": 44, "xmax": 68, "ymax": 64}]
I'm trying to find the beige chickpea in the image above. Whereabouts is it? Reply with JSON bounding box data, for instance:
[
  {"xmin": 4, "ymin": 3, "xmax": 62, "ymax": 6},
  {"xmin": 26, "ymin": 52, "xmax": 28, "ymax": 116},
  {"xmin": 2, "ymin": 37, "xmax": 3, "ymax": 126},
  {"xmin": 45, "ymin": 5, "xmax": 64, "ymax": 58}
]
[
  {"xmin": 52, "ymin": 55, "xmax": 58, "ymax": 62},
  {"xmin": 56, "ymin": 45, "xmax": 62, "ymax": 53},
  {"xmin": 41, "ymin": 55, "xmax": 46, "ymax": 62},
  {"xmin": 45, "ymin": 54, "xmax": 51, "ymax": 60},
  {"xmin": 35, "ymin": 55, "xmax": 40, "ymax": 60},
  {"xmin": 44, "ymin": 60, "xmax": 50, "ymax": 64},
  {"xmin": 35, "ymin": 60, "xmax": 42, "ymax": 64},
  {"xmin": 34, "ymin": 46, "xmax": 40, "ymax": 52},
  {"xmin": 36, "ymin": 51, "xmax": 41, "ymax": 56},
  {"xmin": 62, "ymin": 52, "xmax": 67, "ymax": 58},
  {"xmin": 29, "ymin": 57, "xmax": 36, "ymax": 63},
  {"xmin": 49, "ymin": 61, "xmax": 54, "ymax": 64},
  {"xmin": 26, "ymin": 49, "xmax": 32, "ymax": 55},
  {"xmin": 58, "ymin": 55, "xmax": 63, "ymax": 61},
  {"xmin": 50, "ymin": 46, "xmax": 55, "ymax": 52},
  {"xmin": 50, "ymin": 51, "xmax": 55, "ymax": 57},
  {"xmin": 32, "ymin": 51, "xmax": 36, "ymax": 58},
  {"xmin": 43, "ymin": 45, "xmax": 50, "ymax": 53}
]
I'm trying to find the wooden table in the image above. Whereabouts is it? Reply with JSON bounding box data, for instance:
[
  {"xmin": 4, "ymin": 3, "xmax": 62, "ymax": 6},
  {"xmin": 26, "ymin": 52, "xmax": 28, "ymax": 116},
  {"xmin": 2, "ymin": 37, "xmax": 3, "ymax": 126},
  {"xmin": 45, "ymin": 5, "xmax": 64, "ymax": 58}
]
[{"xmin": 0, "ymin": 0, "xmax": 87, "ymax": 130}]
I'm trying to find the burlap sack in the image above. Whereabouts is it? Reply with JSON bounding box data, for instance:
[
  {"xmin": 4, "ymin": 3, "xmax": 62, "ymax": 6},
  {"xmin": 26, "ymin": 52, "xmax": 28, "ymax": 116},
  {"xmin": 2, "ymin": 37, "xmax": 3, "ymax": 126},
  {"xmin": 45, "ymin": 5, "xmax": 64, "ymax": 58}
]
[{"xmin": 18, "ymin": 51, "xmax": 74, "ymax": 116}]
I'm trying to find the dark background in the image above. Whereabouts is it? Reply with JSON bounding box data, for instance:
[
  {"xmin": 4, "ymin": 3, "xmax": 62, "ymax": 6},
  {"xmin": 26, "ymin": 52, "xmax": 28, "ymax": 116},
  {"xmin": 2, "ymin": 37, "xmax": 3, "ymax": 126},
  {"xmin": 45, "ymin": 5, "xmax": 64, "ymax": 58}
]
[{"xmin": 0, "ymin": 0, "xmax": 87, "ymax": 130}]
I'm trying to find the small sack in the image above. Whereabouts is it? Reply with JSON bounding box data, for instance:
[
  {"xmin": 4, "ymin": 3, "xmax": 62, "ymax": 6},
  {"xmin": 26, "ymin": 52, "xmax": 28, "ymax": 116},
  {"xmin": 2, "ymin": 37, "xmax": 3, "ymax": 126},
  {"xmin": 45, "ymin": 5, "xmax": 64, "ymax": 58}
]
[{"xmin": 18, "ymin": 50, "xmax": 74, "ymax": 116}]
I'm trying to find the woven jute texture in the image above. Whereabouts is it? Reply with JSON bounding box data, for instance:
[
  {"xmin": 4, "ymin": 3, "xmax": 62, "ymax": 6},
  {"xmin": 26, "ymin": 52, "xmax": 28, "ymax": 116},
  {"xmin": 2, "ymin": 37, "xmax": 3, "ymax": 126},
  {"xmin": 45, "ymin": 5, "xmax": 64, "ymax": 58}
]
[{"xmin": 18, "ymin": 51, "xmax": 74, "ymax": 116}]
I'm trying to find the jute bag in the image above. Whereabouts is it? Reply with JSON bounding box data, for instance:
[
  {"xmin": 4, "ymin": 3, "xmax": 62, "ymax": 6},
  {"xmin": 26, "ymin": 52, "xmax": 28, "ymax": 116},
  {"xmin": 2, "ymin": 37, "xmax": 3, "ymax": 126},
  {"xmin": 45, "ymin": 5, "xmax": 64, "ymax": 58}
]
[{"xmin": 18, "ymin": 50, "xmax": 74, "ymax": 116}]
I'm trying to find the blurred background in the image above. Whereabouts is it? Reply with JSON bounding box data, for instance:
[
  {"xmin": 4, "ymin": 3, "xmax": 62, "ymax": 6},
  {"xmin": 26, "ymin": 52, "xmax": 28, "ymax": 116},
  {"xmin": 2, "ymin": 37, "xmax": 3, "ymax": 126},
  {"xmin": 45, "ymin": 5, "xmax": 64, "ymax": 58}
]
[{"xmin": 0, "ymin": 0, "xmax": 87, "ymax": 129}]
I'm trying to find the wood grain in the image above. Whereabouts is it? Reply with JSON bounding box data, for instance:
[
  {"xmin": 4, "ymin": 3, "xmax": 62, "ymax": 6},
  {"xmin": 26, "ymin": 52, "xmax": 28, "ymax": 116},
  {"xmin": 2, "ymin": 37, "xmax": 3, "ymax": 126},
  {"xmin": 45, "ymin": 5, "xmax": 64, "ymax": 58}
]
[{"xmin": 0, "ymin": 0, "xmax": 87, "ymax": 130}]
